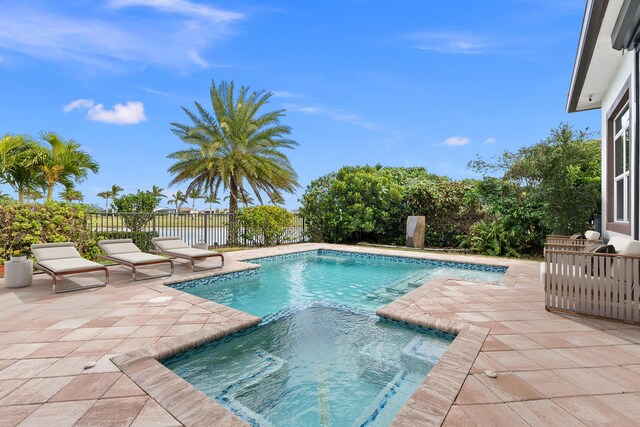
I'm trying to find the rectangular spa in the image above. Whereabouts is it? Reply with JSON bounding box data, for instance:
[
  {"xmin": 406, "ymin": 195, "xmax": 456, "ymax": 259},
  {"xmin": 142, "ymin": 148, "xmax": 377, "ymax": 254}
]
[
  {"xmin": 164, "ymin": 303, "xmax": 454, "ymax": 427},
  {"xmin": 165, "ymin": 250, "xmax": 505, "ymax": 426}
]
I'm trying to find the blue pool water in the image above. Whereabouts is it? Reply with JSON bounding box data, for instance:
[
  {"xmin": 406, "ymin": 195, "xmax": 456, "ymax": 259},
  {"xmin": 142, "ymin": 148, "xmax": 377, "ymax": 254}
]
[
  {"xmin": 164, "ymin": 303, "xmax": 454, "ymax": 427},
  {"xmin": 167, "ymin": 250, "xmax": 504, "ymax": 426},
  {"xmin": 173, "ymin": 250, "xmax": 505, "ymax": 317}
]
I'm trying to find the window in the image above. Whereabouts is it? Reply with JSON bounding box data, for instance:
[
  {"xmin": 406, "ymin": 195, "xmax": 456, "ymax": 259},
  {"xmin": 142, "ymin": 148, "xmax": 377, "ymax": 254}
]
[{"xmin": 613, "ymin": 104, "xmax": 630, "ymax": 222}]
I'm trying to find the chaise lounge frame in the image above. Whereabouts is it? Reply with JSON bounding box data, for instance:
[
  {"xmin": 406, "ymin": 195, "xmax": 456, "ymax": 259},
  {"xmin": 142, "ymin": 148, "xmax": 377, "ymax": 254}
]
[
  {"xmin": 150, "ymin": 236, "xmax": 224, "ymax": 272},
  {"xmin": 97, "ymin": 239, "xmax": 174, "ymax": 281},
  {"xmin": 31, "ymin": 242, "xmax": 109, "ymax": 293}
]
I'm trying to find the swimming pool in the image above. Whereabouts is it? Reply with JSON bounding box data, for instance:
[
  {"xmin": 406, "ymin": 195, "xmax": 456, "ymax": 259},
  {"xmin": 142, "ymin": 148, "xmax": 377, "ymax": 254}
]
[
  {"xmin": 172, "ymin": 249, "xmax": 506, "ymax": 317},
  {"xmin": 167, "ymin": 250, "xmax": 505, "ymax": 426}
]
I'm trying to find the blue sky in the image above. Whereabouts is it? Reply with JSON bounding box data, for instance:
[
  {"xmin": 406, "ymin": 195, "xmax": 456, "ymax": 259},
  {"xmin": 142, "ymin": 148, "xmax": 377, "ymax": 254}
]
[{"xmin": 0, "ymin": 0, "xmax": 600, "ymax": 209}]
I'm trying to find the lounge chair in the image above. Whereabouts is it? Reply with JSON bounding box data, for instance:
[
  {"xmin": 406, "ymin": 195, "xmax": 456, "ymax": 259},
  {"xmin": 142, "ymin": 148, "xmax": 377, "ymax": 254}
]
[
  {"xmin": 31, "ymin": 242, "xmax": 109, "ymax": 293},
  {"xmin": 151, "ymin": 237, "xmax": 224, "ymax": 271},
  {"xmin": 97, "ymin": 239, "xmax": 174, "ymax": 281}
]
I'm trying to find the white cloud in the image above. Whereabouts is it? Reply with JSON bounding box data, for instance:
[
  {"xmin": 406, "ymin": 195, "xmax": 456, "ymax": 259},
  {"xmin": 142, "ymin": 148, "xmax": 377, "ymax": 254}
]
[
  {"xmin": 440, "ymin": 136, "xmax": 471, "ymax": 146},
  {"xmin": 0, "ymin": 2, "xmax": 244, "ymax": 71},
  {"xmin": 108, "ymin": 0, "xmax": 243, "ymax": 22},
  {"xmin": 285, "ymin": 103, "xmax": 379, "ymax": 131},
  {"xmin": 272, "ymin": 91, "xmax": 298, "ymax": 99},
  {"xmin": 138, "ymin": 86, "xmax": 171, "ymax": 96},
  {"xmin": 407, "ymin": 32, "xmax": 485, "ymax": 54},
  {"xmin": 64, "ymin": 99, "xmax": 147, "ymax": 125},
  {"xmin": 484, "ymin": 137, "xmax": 496, "ymax": 144}
]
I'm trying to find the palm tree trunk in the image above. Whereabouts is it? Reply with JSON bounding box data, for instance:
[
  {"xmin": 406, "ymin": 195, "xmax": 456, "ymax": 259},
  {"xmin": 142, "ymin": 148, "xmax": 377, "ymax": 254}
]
[
  {"xmin": 18, "ymin": 187, "xmax": 24, "ymax": 205},
  {"xmin": 46, "ymin": 184, "xmax": 54, "ymax": 201},
  {"xmin": 228, "ymin": 177, "xmax": 239, "ymax": 246}
]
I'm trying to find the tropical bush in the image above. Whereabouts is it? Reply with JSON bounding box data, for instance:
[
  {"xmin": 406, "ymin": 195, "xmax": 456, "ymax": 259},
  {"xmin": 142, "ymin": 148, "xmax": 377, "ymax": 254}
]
[
  {"xmin": 0, "ymin": 202, "xmax": 92, "ymax": 260},
  {"xmin": 237, "ymin": 205, "xmax": 294, "ymax": 246},
  {"xmin": 113, "ymin": 190, "xmax": 160, "ymax": 232}
]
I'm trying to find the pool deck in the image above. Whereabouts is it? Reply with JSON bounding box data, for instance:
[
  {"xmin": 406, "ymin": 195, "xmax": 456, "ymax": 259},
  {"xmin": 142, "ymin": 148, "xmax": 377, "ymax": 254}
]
[{"xmin": 0, "ymin": 243, "xmax": 639, "ymax": 426}]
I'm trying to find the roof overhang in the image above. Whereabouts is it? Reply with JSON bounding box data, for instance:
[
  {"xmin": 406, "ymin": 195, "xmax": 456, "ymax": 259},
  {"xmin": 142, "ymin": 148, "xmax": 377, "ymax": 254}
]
[{"xmin": 567, "ymin": 0, "xmax": 634, "ymax": 113}]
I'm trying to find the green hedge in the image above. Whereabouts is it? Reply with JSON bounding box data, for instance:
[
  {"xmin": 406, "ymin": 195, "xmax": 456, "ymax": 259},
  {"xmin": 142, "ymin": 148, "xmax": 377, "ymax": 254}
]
[{"xmin": 0, "ymin": 202, "xmax": 91, "ymax": 263}]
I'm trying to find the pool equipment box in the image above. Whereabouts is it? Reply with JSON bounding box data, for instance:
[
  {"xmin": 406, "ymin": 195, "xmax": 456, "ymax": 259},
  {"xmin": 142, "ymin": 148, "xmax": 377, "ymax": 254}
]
[{"xmin": 406, "ymin": 216, "xmax": 425, "ymax": 249}]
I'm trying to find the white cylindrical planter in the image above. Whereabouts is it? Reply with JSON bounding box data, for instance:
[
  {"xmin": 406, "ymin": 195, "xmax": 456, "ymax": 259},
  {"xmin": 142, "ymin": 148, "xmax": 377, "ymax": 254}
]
[{"xmin": 5, "ymin": 259, "xmax": 33, "ymax": 288}]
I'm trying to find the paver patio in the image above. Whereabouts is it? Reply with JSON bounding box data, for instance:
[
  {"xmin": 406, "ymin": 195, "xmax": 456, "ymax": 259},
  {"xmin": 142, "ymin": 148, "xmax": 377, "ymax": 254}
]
[{"xmin": 1, "ymin": 243, "xmax": 639, "ymax": 426}]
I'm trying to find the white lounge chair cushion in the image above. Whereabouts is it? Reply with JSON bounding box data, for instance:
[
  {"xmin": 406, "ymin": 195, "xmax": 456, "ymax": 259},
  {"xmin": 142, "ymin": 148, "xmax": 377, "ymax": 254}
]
[
  {"xmin": 109, "ymin": 252, "xmax": 168, "ymax": 264},
  {"xmin": 100, "ymin": 242, "xmax": 141, "ymax": 255},
  {"xmin": 38, "ymin": 258, "xmax": 104, "ymax": 274},
  {"xmin": 584, "ymin": 230, "xmax": 600, "ymax": 240},
  {"xmin": 31, "ymin": 243, "xmax": 81, "ymax": 261},
  {"xmin": 165, "ymin": 247, "xmax": 219, "ymax": 258},
  {"xmin": 607, "ymin": 236, "xmax": 640, "ymax": 256},
  {"xmin": 153, "ymin": 238, "xmax": 190, "ymax": 251}
]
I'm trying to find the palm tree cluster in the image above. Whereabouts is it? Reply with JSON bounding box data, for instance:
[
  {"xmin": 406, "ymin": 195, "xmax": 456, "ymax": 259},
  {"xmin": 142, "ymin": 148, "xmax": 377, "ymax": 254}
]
[
  {"xmin": 96, "ymin": 185, "xmax": 123, "ymax": 213},
  {"xmin": 0, "ymin": 133, "xmax": 99, "ymax": 204}
]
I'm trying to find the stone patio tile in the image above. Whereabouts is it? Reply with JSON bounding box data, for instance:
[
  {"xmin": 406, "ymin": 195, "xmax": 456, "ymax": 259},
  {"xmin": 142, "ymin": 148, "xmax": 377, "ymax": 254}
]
[
  {"xmin": 130, "ymin": 398, "xmax": 181, "ymax": 427},
  {"xmin": 551, "ymin": 347, "xmax": 615, "ymax": 367},
  {"xmin": 0, "ymin": 379, "xmax": 27, "ymax": 400},
  {"xmin": 0, "ymin": 358, "xmax": 57, "ymax": 379},
  {"xmin": 493, "ymin": 334, "xmax": 544, "ymax": 350},
  {"xmin": 113, "ymin": 316, "xmax": 155, "ymax": 327},
  {"xmin": 83, "ymin": 316, "xmax": 125, "ymax": 328},
  {"xmin": 74, "ymin": 396, "xmax": 149, "ymax": 427},
  {"xmin": 26, "ymin": 341, "xmax": 84, "ymax": 358},
  {"xmin": 553, "ymin": 368, "xmax": 624, "ymax": 394},
  {"xmin": 35, "ymin": 356, "xmax": 95, "ymax": 377},
  {"xmin": 589, "ymin": 365, "xmax": 640, "ymax": 392},
  {"xmin": 145, "ymin": 315, "xmax": 181, "ymax": 325},
  {"xmin": 95, "ymin": 326, "xmax": 140, "ymax": 340},
  {"xmin": 20, "ymin": 328, "xmax": 71, "ymax": 343},
  {"xmin": 519, "ymin": 349, "xmax": 580, "ymax": 369},
  {"xmin": 17, "ymin": 399, "xmax": 96, "ymax": 427},
  {"xmin": 58, "ymin": 328, "xmax": 105, "ymax": 342},
  {"xmin": 0, "ymin": 404, "xmax": 40, "ymax": 427},
  {"xmin": 83, "ymin": 353, "xmax": 121, "ymax": 374},
  {"xmin": 595, "ymin": 393, "xmax": 640, "ymax": 421},
  {"xmin": 524, "ymin": 332, "xmax": 584, "ymax": 349},
  {"xmin": 484, "ymin": 350, "xmax": 544, "ymax": 371},
  {"xmin": 47, "ymin": 318, "xmax": 91, "ymax": 330},
  {"xmin": 441, "ymin": 405, "xmax": 475, "ymax": 426},
  {"xmin": 558, "ymin": 331, "xmax": 630, "ymax": 347},
  {"xmin": 111, "ymin": 338, "xmax": 158, "ymax": 354},
  {"xmin": 459, "ymin": 403, "xmax": 528, "ymax": 426},
  {"xmin": 165, "ymin": 324, "xmax": 203, "ymax": 336},
  {"xmin": 475, "ymin": 372, "xmax": 544, "ymax": 402},
  {"xmin": 50, "ymin": 372, "xmax": 122, "ymax": 402},
  {"xmin": 553, "ymin": 395, "xmax": 640, "ymax": 426},
  {"xmin": 478, "ymin": 321, "xmax": 517, "ymax": 335},
  {"xmin": 584, "ymin": 345, "xmax": 640, "ymax": 365},
  {"xmin": 456, "ymin": 312, "xmax": 494, "ymax": 322},
  {"xmin": 512, "ymin": 370, "xmax": 585, "ymax": 398},
  {"xmin": 481, "ymin": 335, "xmax": 512, "ymax": 351},
  {"xmin": 606, "ymin": 328, "xmax": 640, "ymax": 344},
  {"xmin": 506, "ymin": 399, "xmax": 586, "ymax": 426},
  {"xmin": 0, "ymin": 343, "xmax": 47, "ymax": 359},
  {"xmin": 455, "ymin": 375, "xmax": 501, "ymax": 404},
  {"xmin": 0, "ymin": 330, "xmax": 39, "ymax": 344},
  {"xmin": 470, "ymin": 353, "xmax": 507, "ymax": 374},
  {"xmin": 129, "ymin": 324, "xmax": 171, "ymax": 338},
  {"xmin": 103, "ymin": 375, "xmax": 146, "ymax": 398},
  {"xmin": 0, "ymin": 376, "xmax": 74, "ymax": 405}
]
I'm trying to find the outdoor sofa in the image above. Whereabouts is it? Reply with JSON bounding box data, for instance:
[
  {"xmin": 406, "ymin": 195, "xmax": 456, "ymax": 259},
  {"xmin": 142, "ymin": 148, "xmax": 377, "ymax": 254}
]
[
  {"xmin": 97, "ymin": 239, "xmax": 174, "ymax": 281},
  {"xmin": 151, "ymin": 236, "xmax": 224, "ymax": 271},
  {"xmin": 31, "ymin": 242, "xmax": 109, "ymax": 293}
]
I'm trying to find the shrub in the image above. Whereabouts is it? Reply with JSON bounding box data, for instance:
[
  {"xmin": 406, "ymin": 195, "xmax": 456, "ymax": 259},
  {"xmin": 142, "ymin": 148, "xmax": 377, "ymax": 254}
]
[
  {"xmin": 237, "ymin": 206, "xmax": 294, "ymax": 246},
  {"xmin": 0, "ymin": 201, "xmax": 92, "ymax": 260},
  {"xmin": 113, "ymin": 191, "xmax": 160, "ymax": 232}
]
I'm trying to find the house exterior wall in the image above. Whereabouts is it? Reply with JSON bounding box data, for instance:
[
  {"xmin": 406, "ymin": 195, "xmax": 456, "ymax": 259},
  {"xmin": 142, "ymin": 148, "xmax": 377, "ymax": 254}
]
[{"xmin": 600, "ymin": 51, "xmax": 637, "ymax": 239}]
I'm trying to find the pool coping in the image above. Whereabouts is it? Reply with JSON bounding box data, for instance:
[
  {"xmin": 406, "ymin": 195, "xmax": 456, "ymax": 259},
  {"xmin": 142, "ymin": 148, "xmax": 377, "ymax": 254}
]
[{"xmin": 110, "ymin": 245, "xmax": 507, "ymax": 426}]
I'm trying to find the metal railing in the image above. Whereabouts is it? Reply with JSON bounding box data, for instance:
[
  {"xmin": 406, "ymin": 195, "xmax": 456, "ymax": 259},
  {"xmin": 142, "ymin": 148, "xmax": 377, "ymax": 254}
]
[{"xmin": 85, "ymin": 212, "xmax": 306, "ymax": 250}]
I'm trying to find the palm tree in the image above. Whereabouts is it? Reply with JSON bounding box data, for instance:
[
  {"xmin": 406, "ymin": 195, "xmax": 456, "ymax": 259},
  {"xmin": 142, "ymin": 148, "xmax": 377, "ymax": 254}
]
[
  {"xmin": 268, "ymin": 191, "xmax": 284, "ymax": 206},
  {"xmin": 24, "ymin": 189, "xmax": 44, "ymax": 204},
  {"xmin": 170, "ymin": 190, "xmax": 187, "ymax": 213},
  {"xmin": 1, "ymin": 135, "xmax": 46, "ymax": 204},
  {"xmin": 97, "ymin": 191, "xmax": 110, "ymax": 212},
  {"xmin": 38, "ymin": 132, "xmax": 99, "ymax": 201},
  {"xmin": 60, "ymin": 188, "xmax": 83, "ymax": 203},
  {"xmin": 109, "ymin": 184, "xmax": 123, "ymax": 212},
  {"xmin": 188, "ymin": 188, "xmax": 203, "ymax": 210},
  {"xmin": 167, "ymin": 80, "xmax": 299, "ymax": 243},
  {"xmin": 204, "ymin": 193, "xmax": 219, "ymax": 212},
  {"xmin": 150, "ymin": 185, "xmax": 167, "ymax": 199}
]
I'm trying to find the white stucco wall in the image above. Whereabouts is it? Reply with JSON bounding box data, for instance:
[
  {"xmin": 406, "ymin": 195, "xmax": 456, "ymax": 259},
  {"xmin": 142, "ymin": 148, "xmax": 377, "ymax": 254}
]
[{"xmin": 600, "ymin": 52, "xmax": 635, "ymax": 240}]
